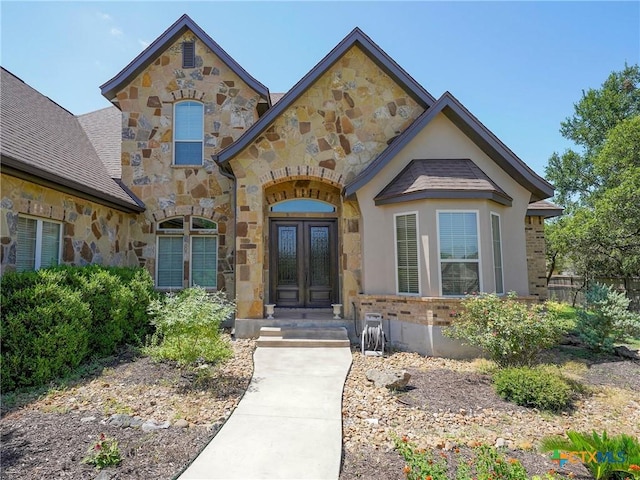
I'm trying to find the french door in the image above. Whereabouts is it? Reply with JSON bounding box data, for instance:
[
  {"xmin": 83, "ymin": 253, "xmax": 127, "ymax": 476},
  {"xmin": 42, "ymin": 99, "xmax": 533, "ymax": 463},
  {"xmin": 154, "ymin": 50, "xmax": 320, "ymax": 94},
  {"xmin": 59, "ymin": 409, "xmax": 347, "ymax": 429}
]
[{"xmin": 269, "ymin": 220, "xmax": 337, "ymax": 307}]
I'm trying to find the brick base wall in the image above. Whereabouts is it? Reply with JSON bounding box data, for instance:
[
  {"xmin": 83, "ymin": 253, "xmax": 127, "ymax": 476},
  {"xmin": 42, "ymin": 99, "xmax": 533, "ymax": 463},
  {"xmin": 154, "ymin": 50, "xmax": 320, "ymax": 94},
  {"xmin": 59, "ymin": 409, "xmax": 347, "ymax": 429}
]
[{"xmin": 525, "ymin": 216, "xmax": 548, "ymax": 301}]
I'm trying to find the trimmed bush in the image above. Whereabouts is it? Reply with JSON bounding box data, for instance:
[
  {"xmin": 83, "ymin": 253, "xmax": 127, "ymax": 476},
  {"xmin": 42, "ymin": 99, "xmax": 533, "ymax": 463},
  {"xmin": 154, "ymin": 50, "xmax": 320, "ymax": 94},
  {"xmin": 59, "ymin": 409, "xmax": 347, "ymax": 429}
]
[
  {"xmin": 493, "ymin": 365, "xmax": 574, "ymax": 411},
  {"xmin": 1, "ymin": 280, "xmax": 91, "ymax": 391},
  {"xmin": 0, "ymin": 265, "xmax": 157, "ymax": 391},
  {"xmin": 444, "ymin": 292, "xmax": 567, "ymax": 367},
  {"xmin": 145, "ymin": 287, "xmax": 234, "ymax": 365}
]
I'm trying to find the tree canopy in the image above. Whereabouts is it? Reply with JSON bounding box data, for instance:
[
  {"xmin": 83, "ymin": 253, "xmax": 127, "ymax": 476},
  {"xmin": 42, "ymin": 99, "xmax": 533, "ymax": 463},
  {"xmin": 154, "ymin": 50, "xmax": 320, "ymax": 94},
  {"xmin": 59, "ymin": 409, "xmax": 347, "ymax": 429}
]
[{"xmin": 545, "ymin": 65, "xmax": 640, "ymax": 282}]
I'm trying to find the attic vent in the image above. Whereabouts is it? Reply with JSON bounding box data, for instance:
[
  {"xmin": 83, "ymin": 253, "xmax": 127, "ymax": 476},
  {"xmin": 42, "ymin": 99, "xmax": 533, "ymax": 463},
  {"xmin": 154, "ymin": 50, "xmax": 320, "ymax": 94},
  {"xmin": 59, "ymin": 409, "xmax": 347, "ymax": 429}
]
[{"xmin": 182, "ymin": 41, "xmax": 195, "ymax": 68}]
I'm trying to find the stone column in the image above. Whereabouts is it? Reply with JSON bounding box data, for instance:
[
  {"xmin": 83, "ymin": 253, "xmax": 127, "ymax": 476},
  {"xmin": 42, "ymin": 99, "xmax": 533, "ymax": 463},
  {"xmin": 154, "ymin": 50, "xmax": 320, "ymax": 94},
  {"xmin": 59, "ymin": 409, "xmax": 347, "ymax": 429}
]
[{"xmin": 525, "ymin": 216, "xmax": 548, "ymax": 301}]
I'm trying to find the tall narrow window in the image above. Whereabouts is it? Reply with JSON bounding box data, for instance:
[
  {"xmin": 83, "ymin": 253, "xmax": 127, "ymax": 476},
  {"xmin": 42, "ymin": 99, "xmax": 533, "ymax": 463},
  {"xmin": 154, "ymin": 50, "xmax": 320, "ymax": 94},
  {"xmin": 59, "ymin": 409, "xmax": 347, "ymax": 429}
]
[
  {"xmin": 438, "ymin": 212, "xmax": 480, "ymax": 296},
  {"xmin": 157, "ymin": 236, "xmax": 183, "ymax": 288},
  {"xmin": 395, "ymin": 213, "xmax": 419, "ymax": 295},
  {"xmin": 17, "ymin": 216, "xmax": 61, "ymax": 271},
  {"xmin": 491, "ymin": 213, "xmax": 504, "ymax": 294},
  {"xmin": 182, "ymin": 41, "xmax": 195, "ymax": 68},
  {"xmin": 174, "ymin": 101, "xmax": 203, "ymax": 166}
]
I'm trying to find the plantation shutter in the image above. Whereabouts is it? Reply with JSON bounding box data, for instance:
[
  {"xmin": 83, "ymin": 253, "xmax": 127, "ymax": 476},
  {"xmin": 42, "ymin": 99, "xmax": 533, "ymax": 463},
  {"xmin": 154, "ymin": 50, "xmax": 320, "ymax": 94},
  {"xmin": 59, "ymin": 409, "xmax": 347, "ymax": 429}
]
[
  {"xmin": 40, "ymin": 221, "xmax": 61, "ymax": 268},
  {"xmin": 395, "ymin": 214, "xmax": 419, "ymax": 294},
  {"xmin": 17, "ymin": 217, "xmax": 37, "ymax": 271},
  {"xmin": 191, "ymin": 236, "xmax": 217, "ymax": 288},
  {"xmin": 174, "ymin": 101, "xmax": 203, "ymax": 165},
  {"xmin": 157, "ymin": 237, "xmax": 183, "ymax": 288}
]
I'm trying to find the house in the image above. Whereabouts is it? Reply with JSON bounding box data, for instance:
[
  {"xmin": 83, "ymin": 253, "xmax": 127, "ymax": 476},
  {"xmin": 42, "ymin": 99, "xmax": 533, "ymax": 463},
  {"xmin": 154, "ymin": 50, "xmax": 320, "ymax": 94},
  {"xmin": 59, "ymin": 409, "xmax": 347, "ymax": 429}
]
[{"xmin": 0, "ymin": 14, "xmax": 561, "ymax": 356}]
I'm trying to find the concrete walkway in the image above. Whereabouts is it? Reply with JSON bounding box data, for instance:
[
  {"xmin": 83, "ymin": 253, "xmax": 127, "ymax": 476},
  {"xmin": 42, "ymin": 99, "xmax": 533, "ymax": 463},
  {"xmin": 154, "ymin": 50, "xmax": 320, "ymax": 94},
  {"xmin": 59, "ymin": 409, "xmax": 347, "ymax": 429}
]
[{"xmin": 178, "ymin": 346, "xmax": 353, "ymax": 479}]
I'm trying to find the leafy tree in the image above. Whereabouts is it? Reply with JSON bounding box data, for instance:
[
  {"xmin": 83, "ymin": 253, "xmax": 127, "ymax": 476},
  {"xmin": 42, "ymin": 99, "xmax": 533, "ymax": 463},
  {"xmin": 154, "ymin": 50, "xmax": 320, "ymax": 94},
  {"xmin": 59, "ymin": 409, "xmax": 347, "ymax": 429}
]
[{"xmin": 545, "ymin": 65, "xmax": 640, "ymax": 283}]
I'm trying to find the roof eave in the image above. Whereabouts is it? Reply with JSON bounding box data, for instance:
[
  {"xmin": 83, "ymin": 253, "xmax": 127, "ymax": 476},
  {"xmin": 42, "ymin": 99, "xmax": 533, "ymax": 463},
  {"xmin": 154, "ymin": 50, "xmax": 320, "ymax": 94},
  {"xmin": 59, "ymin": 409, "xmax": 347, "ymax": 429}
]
[
  {"xmin": 345, "ymin": 92, "xmax": 555, "ymax": 201},
  {"xmin": 100, "ymin": 14, "xmax": 269, "ymax": 103},
  {"xmin": 1, "ymin": 155, "xmax": 145, "ymax": 213},
  {"xmin": 374, "ymin": 189, "xmax": 513, "ymax": 207},
  {"xmin": 526, "ymin": 207, "xmax": 564, "ymax": 218},
  {"xmin": 213, "ymin": 27, "xmax": 436, "ymax": 166}
]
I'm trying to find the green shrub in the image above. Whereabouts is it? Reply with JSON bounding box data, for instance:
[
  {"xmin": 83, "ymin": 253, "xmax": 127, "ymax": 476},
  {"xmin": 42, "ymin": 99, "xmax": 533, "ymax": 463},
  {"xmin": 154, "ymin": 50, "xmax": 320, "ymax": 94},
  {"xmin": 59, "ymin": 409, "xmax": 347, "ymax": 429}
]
[
  {"xmin": 541, "ymin": 430, "xmax": 640, "ymax": 480},
  {"xmin": 576, "ymin": 283, "xmax": 640, "ymax": 351},
  {"xmin": 444, "ymin": 293, "xmax": 567, "ymax": 367},
  {"xmin": 1, "ymin": 279, "xmax": 91, "ymax": 391},
  {"xmin": 493, "ymin": 365, "xmax": 574, "ymax": 411},
  {"xmin": 145, "ymin": 287, "xmax": 234, "ymax": 365},
  {"xmin": 0, "ymin": 265, "xmax": 156, "ymax": 391}
]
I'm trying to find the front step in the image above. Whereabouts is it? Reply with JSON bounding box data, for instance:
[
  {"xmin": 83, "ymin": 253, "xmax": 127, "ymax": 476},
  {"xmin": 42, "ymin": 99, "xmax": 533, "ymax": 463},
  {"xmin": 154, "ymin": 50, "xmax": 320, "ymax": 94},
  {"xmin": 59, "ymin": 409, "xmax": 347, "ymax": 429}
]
[{"xmin": 257, "ymin": 327, "xmax": 350, "ymax": 348}]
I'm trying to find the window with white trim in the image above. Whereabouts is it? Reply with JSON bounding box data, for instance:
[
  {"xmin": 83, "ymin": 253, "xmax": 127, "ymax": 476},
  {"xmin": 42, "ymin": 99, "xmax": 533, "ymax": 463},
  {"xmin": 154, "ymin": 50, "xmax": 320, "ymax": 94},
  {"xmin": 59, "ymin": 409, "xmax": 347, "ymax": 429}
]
[
  {"xmin": 17, "ymin": 216, "xmax": 61, "ymax": 271},
  {"xmin": 156, "ymin": 216, "xmax": 218, "ymax": 289},
  {"xmin": 438, "ymin": 211, "xmax": 480, "ymax": 296},
  {"xmin": 174, "ymin": 101, "xmax": 203, "ymax": 166},
  {"xmin": 491, "ymin": 213, "xmax": 504, "ymax": 294},
  {"xmin": 395, "ymin": 213, "xmax": 419, "ymax": 295}
]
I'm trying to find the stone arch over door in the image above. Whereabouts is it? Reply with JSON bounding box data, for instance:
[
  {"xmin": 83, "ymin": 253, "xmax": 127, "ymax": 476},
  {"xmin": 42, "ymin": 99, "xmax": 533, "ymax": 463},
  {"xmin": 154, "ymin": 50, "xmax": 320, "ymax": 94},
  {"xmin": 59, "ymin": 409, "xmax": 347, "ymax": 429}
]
[{"xmin": 264, "ymin": 179, "xmax": 341, "ymax": 308}]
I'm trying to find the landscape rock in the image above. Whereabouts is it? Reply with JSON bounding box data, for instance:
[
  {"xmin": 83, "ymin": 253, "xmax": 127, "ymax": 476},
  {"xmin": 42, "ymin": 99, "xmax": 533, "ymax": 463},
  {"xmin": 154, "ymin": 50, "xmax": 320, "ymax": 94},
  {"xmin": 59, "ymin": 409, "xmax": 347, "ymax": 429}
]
[
  {"xmin": 365, "ymin": 369, "xmax": 411, "ymax": 389},
  {"xmin": 80, "ymin": 416, "xmax": 97, "ymax": 423},
  {"xmin": 614, "ymin": 345, "xmax": 640, "ymax": 360},
  {"xmin": 94, "ymin": 471, "xmax": 116, "ymax": 480},
  {"xmin": 174, "ymin": 419, "xmax": 189, "ymax": 428},
  {"xmin": 142, "ymin": 419, "xmax": 171, "ymax": 432},
  {"xmin": 107, "ymin": 414, "xmax": 143, "ymax": 428}
]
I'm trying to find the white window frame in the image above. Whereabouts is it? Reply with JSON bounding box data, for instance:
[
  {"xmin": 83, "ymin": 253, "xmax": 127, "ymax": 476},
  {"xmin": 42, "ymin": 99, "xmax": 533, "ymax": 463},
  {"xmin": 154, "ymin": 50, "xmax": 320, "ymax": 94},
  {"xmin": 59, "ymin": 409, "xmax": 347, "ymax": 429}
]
[
  {"xmin": 17, "ymin": 215, "xmax": 62, "ymax": 271},
  {"xmin": 173, "ymin": 100, "xmax": 204, "ymax": 166},
  {"xmin": 189, "ymin": 235, "xmax": 218, "ymax": 288},
  {"xmin": 155, "ymin": 235, "xmax": 184, "ymax": 289},
  {"xmin": 436, "ymin": 210, "xmax": 483, "ymax": 297},
  {"xmin": 393, "ymin": 211, "xmax": 421, "ymax": 296},
  {"xmin": 490, "ymin": 212, "xmax": 505, "ymax": 295}
]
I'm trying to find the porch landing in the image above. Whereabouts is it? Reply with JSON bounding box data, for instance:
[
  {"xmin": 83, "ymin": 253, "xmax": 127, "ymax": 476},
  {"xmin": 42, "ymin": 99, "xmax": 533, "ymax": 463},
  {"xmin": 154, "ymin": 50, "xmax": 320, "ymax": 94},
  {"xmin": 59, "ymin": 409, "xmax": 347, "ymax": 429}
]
[{"xmin": 234, "ymin": 308, "xmax": 357, "ymax": 341}]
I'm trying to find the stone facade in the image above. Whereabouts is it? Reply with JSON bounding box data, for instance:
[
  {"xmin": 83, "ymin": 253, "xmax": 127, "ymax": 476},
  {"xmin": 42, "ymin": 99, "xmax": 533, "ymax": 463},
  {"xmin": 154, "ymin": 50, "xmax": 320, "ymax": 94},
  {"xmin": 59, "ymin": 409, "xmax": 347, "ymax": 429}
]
[
  {"xmin": 114, "ymin": 30, "xmax": 265, "ymax": 295},
  {"xmin": 1, "ymin": 175, "xmax": 138, "ymax": 274},
  {"xmin": 525, "ymin": 215, "xmax": 548, "ymax": 300},
  {"xmin": 229, "ymin": 45, "xmax": 425, "ymax": 319}
]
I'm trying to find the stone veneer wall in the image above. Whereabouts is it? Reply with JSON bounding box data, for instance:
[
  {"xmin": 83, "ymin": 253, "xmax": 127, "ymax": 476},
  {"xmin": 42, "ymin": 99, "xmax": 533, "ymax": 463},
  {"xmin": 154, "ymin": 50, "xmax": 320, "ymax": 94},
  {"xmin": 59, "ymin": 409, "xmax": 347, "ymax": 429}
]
[
  {"xmin": 229, "ymin": 46, "xmax": 425, "ymax": 318},
  {"xmin": 114, "ymin": 29, "xmax": 264, "ymax": 295},
  {"xmin": 525, "ymin": 215, "xmax": 548, "ymax": 300},
  {"xmin": 1, "ymin": 175, "xmax": 137, "ymax": 274}
]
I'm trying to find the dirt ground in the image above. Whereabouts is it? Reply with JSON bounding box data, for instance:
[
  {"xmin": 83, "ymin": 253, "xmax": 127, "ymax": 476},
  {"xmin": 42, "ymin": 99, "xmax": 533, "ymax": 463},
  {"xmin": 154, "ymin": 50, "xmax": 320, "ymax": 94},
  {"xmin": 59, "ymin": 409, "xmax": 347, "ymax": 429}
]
[{"xmin": 1, "ymin": 341, "xmax": 638, "ymax": 480}]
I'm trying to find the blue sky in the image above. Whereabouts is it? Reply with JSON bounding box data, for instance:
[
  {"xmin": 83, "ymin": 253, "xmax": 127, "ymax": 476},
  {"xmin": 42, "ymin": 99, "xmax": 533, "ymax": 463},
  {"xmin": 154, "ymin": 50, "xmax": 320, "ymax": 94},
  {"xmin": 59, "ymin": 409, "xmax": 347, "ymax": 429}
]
[{"xmin": 1, "ymin": 2, "xmax": 638, "ymax": 178}]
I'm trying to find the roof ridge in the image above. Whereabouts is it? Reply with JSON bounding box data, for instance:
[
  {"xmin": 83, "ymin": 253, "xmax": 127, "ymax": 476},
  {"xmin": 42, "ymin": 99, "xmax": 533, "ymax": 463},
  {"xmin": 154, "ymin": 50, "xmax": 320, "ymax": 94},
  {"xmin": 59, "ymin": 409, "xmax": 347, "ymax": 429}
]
[{"xmin": 213, "ymin": 26, "xmax": 436, "ymax": 165}]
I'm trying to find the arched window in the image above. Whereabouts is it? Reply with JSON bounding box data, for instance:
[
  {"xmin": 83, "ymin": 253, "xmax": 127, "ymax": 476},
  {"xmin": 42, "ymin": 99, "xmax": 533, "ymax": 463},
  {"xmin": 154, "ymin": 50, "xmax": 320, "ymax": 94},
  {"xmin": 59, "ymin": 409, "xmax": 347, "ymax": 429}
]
[
  {"xmin": 270, "ymin": 199, "xmax": 336, "ymax": 213},
  {"xmin": 174, "ymin": 101, "xmax": 203, "ymax": 165}
]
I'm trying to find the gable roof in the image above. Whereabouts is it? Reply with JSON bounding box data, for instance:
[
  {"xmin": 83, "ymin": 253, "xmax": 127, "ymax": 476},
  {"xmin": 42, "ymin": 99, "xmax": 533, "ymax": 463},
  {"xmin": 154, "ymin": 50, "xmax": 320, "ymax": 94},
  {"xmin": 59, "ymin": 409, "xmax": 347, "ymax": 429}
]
[
  {"xmin": 78, "ymin": 106, "xmax": 122, "ymax": 179},
  {"xmin": 100, "ymin": 14, "xmax": 270, "ymax": 104},
  {"xmin": 344, "ymin": 91, "xmax": 555, "ymax": 202},
  {"xmin": 0, "ymin": 68, "xmax": 144, "ymax": 212},
  {"xmin": 213, "ymin": 27, "xmax": 436, "ymax": 166},
  {"xmin": 375, "ymin": 159, "xmax": 513, "ymax": 206}
]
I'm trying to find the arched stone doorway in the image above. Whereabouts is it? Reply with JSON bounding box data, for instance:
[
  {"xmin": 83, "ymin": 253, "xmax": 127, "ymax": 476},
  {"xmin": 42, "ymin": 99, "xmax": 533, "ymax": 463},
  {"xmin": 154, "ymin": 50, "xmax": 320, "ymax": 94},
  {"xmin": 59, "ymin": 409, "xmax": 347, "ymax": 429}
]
[{"xmin": 264, "ymin": 179, "xmax": 341, "ymax": 308}]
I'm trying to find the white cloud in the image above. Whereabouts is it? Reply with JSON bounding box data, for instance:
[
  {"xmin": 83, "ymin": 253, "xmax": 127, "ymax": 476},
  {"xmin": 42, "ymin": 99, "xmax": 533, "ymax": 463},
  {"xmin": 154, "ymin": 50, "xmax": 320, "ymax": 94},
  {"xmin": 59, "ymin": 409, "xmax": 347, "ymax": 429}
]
[
  {"xmin": 110, "ymin": 27, "xmax": 123, "ymax": 37},
  {"xmin": 138, "ymin": 39, "xmax": 150, "ymax": 49},
  {"xmin": 98, "ymin": 12, "xmax": 112, "ymax": 21}
]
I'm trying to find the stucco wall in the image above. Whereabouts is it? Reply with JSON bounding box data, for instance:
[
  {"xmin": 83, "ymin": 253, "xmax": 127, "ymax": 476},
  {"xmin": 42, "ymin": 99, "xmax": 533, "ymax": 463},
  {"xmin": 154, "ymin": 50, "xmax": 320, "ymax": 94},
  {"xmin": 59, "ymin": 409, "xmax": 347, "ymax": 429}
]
[
  {"xmin": 228, "ymin": 45, "xmax": 426, "ymax": 318},
  {"xmin": 1, "ymin": 174, "xmax": 137, "ymax": 274},
  {"xmin": 115, "ymin": 29, "xmax": 263, "ymax": 294},
  {"xmin": 356, "ymin": 113, "xmax": 533, "ymax": 297}
]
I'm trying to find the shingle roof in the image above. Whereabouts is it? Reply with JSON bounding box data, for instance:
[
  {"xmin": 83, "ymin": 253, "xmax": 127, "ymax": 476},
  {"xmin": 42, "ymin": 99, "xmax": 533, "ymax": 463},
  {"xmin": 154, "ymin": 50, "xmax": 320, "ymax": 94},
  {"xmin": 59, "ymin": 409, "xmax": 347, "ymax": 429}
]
[
  {"xmin": 374, "ymin": 159, "xmax": 512, "ymax": 206},
  {"xmin": 345, "ymin": 92, "xmax": 555, "ymax": 202},
  {"xmin": 0, "ymin": 68, "xmax": 143, "ymax": 212},
  {"xmin": 78, "ymin": 106, "xmax": 122, "ymax": 179},
  {"xmin": 526, "ymin": 200, "xmax": 563, "ymax": 217}
]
